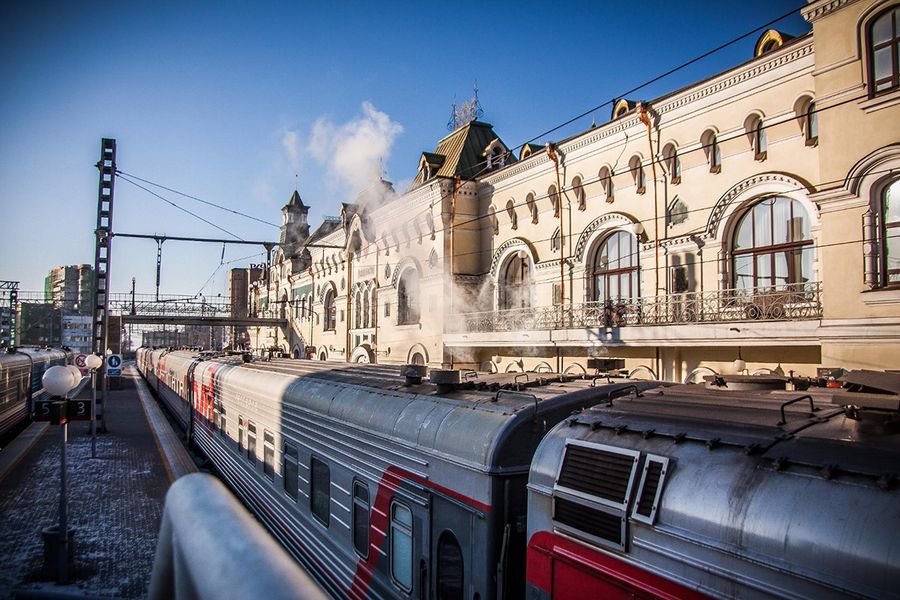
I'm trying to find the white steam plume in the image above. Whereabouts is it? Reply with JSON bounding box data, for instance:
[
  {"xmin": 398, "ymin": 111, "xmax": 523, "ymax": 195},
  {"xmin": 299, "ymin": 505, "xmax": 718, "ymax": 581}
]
[{"xmin": 307, "ymin": 101, "xmax": 403, "ymax": 197}]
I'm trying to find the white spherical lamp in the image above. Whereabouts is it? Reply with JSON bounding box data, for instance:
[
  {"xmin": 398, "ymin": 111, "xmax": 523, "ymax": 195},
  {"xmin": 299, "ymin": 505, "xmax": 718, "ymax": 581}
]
[
  {"xmin": 43, "ymin": 365, "xmax": 77, "ymax": 397},
  {"xmin": 85, "ymin": 354, "xmax": 103, "ymax": 370},
  {"xmin": 67, "ymin": 365, "xmax": 83, "ymax": 384},
  {"xmin": 733, "ymin": 358, "xmax": 747, "ymax": 373}
]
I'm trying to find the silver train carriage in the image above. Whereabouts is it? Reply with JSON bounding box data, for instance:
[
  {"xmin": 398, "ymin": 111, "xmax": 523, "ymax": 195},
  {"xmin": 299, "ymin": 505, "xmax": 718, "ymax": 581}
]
[
  {"xmin": 0, "ymin": 347, "xmax": 71, "ymax": 438},
  {"xmin": 136, "ymin": 347, "xmax": 660, "ymax": 599},
  {"xmin": 526, "ymin": 373, "xmax": 900, "ymax": 600}
]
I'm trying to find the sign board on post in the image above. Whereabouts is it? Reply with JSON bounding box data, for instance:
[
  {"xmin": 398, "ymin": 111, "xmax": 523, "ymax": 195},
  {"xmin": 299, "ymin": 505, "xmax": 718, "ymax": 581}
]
[
  {"xmin": 34, "ymin": 399, "xmax": 92, "ymax": 422},
  {"xmin": 74, "ymin": 354, "xmax": 88, "ymax": 376},
  {"xmin": 106, "ymin": 354, "xmax": 122, "ymax": 378}
]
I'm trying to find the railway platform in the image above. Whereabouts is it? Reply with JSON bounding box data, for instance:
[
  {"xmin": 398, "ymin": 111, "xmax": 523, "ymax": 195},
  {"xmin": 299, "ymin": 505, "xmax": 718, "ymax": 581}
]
[{"xmin": 0, "ymin": 365, "xmax": 197, "ymax": 599}]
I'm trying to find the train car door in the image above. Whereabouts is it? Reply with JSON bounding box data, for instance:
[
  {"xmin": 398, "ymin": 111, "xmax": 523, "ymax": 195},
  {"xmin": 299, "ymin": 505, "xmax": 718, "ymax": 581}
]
[{"xmin": 430, "ymin": 494, "xmax": 472, "ymax": 600}]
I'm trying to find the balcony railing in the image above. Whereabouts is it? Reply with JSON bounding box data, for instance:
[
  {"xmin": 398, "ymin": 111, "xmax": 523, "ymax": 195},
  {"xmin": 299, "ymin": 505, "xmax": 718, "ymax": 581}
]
[{"xmin": 448, "ymin": 282, "xmax": 822, "ymax": 333}]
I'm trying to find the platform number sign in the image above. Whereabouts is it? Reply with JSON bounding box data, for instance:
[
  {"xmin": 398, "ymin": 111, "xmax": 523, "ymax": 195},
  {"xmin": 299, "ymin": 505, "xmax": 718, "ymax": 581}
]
[
  {"xmin": 34, "ymin": 399, "xmax": 91, "ymax": 423},
  {"xmin": 107, "ymin": 354, "xmax": 122, "ymax": 378}
]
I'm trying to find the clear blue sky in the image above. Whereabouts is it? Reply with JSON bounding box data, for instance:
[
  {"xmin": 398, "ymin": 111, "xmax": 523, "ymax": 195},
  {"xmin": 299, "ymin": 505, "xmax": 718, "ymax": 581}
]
[{"xmin": 0, "ymin": 1, "xmax": 808, "ymax": 297}]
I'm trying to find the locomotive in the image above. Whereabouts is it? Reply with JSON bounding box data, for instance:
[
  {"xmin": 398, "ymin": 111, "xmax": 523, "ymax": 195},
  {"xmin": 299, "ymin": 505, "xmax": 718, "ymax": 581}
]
[
  {"xmin": 136, "ymin": 348, "xmax": 900, "ymax": 599},
  {"xmin": 0, "ymin": 347, "xmax": 71, "ymax": 439}
]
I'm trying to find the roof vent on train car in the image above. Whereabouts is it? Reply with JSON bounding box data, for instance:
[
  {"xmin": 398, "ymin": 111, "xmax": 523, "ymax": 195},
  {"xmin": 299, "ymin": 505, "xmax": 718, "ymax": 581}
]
[
  {"xmin": 552, "ymin": 441, "xmax": 641, "ymax": 551},
  {"xmin": 703, "ymin": 374, "xmax": 788, "ymax": 391},
  {"xmin": 401, "ymin": 364, "xmax": 428, "ymax": 386},
  {"xmin": 430, "ymin": 369, "xmax": 462, "ymax": 393},
  {"xmin": 631, "ymin": 455, "xmax": 670, "ymax": 525}
]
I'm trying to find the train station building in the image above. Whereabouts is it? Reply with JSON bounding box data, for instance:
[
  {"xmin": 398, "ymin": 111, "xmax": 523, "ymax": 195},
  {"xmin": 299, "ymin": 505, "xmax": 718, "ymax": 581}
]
[{"xmin": 248, "ymin": 0, "xmax": 900, "ymax": 379}]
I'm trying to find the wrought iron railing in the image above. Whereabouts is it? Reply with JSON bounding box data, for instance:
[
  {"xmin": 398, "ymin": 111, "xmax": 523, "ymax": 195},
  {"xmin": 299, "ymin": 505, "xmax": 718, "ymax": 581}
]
[{"xmin": 448, "ymin": 282, "xmax": 822, "ymax": 333}]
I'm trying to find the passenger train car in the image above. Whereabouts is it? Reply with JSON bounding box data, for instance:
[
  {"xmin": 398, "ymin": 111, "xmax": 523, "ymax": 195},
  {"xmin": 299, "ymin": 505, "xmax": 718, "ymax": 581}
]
[
  {"xmin": 527, "ymin": 374, "xmax": 900, "ymax": 599},
  {"xmin": 137, "ymin": 348, "xmax": 899, "ymax": 600},
  {"xmin": 0, "ymin": 347, "xmax": 72, "ymax": 439},
  {"xmin": 137, "ymin": 347, "xmax": 659, "ymax": 599}
]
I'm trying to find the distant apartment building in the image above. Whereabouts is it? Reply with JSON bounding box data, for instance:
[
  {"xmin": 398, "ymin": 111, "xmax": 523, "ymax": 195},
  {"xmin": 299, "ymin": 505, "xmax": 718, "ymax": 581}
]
[
  {"xmin": 227, "ymin": 266, "xmax": 262, "ymax": 349},
  {"xmin": 17, "ymin": 303, "xmax": 62, "ymax": 347},
  {"xmin": 61, "ymin": 314, "xmax": 93, "ymax": 353},
  {"xmin": 44, "ymin": 264, "xmax": 94, "ymax": 314}
]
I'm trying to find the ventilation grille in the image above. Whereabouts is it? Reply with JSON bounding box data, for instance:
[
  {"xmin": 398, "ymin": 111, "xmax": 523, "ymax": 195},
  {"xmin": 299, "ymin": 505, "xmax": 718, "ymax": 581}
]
[
  {"xmin": 631, "ymin": 455, "xmax": 670, "ymax": 525},
  {"xmin": 635, "ymin": 461, "xmax": 662, "ymax": 517},
  {"xmin": 557, "ymin": 443, "xmax": 638, "ymax": 506},
  {"xmin": 554, "ymin": 497, "xmax": 623, "ymax": 547}
]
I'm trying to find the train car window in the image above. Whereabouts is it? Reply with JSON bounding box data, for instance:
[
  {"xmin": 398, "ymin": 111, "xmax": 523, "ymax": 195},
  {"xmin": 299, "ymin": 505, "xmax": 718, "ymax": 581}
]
[
  {"xmin": 437, "ymin": 532, "xmax": 463, "ymax": 600},
  {"xmin": 390, "ymin": 501, "xmax": 413, "ymax": 592},
  {"xmin": 310, "ymin": 457, "xmax": 330, "ymax": 527},
  {"xmin": 213, "ymin": 401, "xmax": 221, "ymax": 431},
  {"xmin": 219, "ymin": 405, "xmax": 227, "ymax": 438},
  {"xmin": 263, "ymin": 431, "xmax": 275, "ymax": 480},
  {"xmin": 247, "ymin": 421, "xmax": 257, "ymax": 465},
  {"xmin": 352, "ymin": 480, "xmax": 370, "ymax": 558},
  {"xmin": 283, "ymin": 443, "xmax": 299, "ymax": 500},
  {"xmin": 238, "ymin": 416, "xmax": 244, "ymax": 453}
]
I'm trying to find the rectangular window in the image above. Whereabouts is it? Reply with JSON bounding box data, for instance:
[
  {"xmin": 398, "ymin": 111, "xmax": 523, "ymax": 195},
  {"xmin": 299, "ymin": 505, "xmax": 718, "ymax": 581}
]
[
  {"xmin": 238, "ymin": 416, "xmax": 244, "ymax": 453},
  {"xmin": 390, "ymin": 501, "xmax": 413, "ymax": 591},
  {"xmin": 384, "ymin": 302, "xmax": 391, "ymax": 317},
  {"xmin": 247, "ymin": 421, "xmax": 257, "ymax": 465},
  {"xmin": 219, "ymin": 405, "xmax": 226, "ymax": 438},
  {"xmin": 263, "ymin": 431, "xmax": 275, "ymax": 480},
  {"xmin": 311, "ymin": 457, "xmax": 330, "ymax": 527},
  {"xmin": 283, "ymin": 443, "xmax": 299, "ymax": 500},
  {"xmin": 353, "ymin": 481, "xmax": 370, "ymax": 558}
]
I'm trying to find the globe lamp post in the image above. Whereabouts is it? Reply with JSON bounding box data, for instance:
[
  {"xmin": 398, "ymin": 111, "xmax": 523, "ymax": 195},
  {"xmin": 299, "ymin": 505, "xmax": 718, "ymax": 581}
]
[
  {"xmin": 85, "ymin": 354, "xmax": 103, "ymax": 458},
  {"xmin": 41, "ymin": 365, "xmax": 79, "ymax": 584}
]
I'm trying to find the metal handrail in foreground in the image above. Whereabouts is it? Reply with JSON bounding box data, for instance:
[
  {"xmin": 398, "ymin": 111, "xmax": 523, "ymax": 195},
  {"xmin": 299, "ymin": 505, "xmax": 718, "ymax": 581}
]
[{"xmin": 149, "ymin": 473, "xmax": 328, "ymax": 600}]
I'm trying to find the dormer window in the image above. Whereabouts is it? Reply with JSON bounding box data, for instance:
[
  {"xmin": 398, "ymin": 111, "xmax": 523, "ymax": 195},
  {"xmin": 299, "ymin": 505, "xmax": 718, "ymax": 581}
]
[{"xmin": 484, "ymin": 139, "xmax": 507, "ymax": 170}]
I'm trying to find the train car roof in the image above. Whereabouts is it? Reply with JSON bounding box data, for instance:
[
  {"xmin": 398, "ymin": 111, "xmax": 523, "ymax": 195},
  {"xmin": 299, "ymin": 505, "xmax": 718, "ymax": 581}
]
[
  {"xmin": 174, "ymin": 351, "xmax": 662, "ymax": 471},
  {"xmin": 560, "ymin": 378, "xmax": 900, "ymax": 480}
]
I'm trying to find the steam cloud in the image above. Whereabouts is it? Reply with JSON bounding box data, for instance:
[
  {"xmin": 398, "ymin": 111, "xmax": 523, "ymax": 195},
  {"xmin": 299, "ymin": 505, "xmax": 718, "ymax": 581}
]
[{"xmin": 307, "ymin": 101, "xmax": 403, "ymax": 197}]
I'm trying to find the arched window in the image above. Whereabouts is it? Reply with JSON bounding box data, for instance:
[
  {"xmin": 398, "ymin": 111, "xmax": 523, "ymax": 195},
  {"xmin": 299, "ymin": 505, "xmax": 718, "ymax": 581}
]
[
  {"xmin": 437, "ymin": 532, "xmax": 464, "ymax": 600},
  {"xmin": 398, "ymin": 268, "xmax": 420, "ymax": 325},
  {"xmin": 354, "ymin": 290, "xmax": 362, "ymax": 329},
  {"xmin": 745, "ymin": 114, "xmax": 767, "ymax": 161},
  {"xmin": 663, "ymin": 143, "xmax": 681, "ymax": 184},
  {"xmin": 280, "ymin": 292, "xmax": 288, "ymax": 319},
  {"xmin": 363, "ymin": 289, "xmax": 371, "ymax": 328},
  {"xmin": 806, "ymin": 101, "xmax": 818, "ymax": 145},
  {"xmin": 629, "ymin": 156, "xmax": 646, "ymax": 194},
  {"xmin": 599, "ymin": 166, "xmax": 614, "ymax": 203},
  {"xmin": 488, "ymin": 206, "xmax": 499, "ymax": 235},
  {"xmin": 323, "ymin": 288, "xmax": 336, "ymax": 331},
  {"xmin": 869, "ymin": 7, "xmax": 900, "ymax": 95},
  {"xmin": 506, "ymin": 199, "xmax": 518, "ymax": 230},
  {"xmin": 702, "ymin": 130, "xmax": 721, "ymax": 173},
  {"xmin": 526, "ymin": 192, "xmax": 538, "ymax": 223},
  {"xmin": 572, "ymin": 176, "xmax": 586, "ymax": 211},
  {"xmin": 732, "ymin": 196, "xmax": 814, "ymax": 291},
  {"xmin": 499, "ymin": 252, "xmax": 532, "ymax": 310},
  {"xmin": 549, "ymin": 184, "xmax": 560, "ymax": 217},
  {"xmin": 591, "ymin": 231, "xmax": 640, "ymax": 302},
  {"xmin": 881, "ymin": 179, "xmax": 900, "ymax": 285}
]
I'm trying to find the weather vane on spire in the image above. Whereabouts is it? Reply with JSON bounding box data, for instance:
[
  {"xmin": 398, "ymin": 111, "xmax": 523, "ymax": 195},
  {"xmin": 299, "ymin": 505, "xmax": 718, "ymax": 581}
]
[{"xmin": 447, "ymin": 81, "xmax": 484, "ymax": 131}]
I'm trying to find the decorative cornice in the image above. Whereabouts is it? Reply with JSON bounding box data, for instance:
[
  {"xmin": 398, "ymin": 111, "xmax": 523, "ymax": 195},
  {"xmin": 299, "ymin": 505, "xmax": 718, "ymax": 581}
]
[
  {"xmin": 483, "ymin": 41, "xmax": 813, "ymax": 188},
  {"xmin": 802, "ymin": 0, "xmax": 859, "ymax": 23}
]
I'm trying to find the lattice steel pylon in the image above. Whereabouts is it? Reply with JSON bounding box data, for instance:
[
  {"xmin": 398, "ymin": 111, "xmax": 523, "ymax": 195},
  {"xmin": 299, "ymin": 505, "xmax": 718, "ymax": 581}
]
[
  {"xmin": 92, "ymin": 138, "xmax": 116, "ymax": 431},
  {"xmin": 0, "ymin": 280, "xmax": 19, "ymax": 347}
]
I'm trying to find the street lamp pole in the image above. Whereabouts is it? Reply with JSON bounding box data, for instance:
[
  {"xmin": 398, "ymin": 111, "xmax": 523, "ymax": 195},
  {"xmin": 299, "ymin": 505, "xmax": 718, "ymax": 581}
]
[{"xmin": 85, "ymin": 354, "xmax": 103, "ymax": 458}]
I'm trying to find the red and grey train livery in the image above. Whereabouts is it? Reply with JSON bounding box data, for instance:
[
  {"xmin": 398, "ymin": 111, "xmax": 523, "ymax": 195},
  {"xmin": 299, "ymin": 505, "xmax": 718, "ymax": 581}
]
[
  {"xmin": 526, "ymin": 374, "xmax": 900, "ymax": 599},
  {"xmin": 137, "ymin": 347, "xmax": 657, "ymax": 599},
  {"xmin": 0, "ymin": 347, "xmax": 71, "ymax": 438}
]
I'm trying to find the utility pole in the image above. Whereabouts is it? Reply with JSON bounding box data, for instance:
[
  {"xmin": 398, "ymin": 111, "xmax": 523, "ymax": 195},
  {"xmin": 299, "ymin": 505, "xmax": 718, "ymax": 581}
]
[{"xmin": 91, "ymin": 139, "xmax": 116, "ymax": 433}]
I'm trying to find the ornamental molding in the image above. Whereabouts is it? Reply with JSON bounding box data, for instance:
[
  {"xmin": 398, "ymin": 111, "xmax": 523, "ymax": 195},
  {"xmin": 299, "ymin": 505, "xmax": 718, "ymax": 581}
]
[
  {"xmin": 573, "ymin": 213, "xmax": 635, "ymax": 262},
  {"xmin": 482, "ymin": 41, "xmax": 813, "ymax": 188},
  {"xmin": 705, "ymin": 173, "xmax": 813, "ymax": 237},
  {"xmin": 659, "ymin": 233, "xmax": 712, "ymax": 252},
  {"xmin": 802, "ymin": 0, "xmax": 859, "ymax": 23},
  {"xmin": 489, "ymin": 237, "xmax": 538, "ymax": 277},
  {"xmin": 391, "ymin": 256, "xmax": 423, "ymax": 288}
]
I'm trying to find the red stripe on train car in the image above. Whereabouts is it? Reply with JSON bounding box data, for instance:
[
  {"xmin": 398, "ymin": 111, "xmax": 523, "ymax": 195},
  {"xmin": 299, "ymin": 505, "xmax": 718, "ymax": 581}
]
[
  {"xmin": 349, "ymin": 464, "xmax": 491, "ymax": 598},
  {"xmin": 526, "ymin": 530, "xmax": 711, "ymax": 600}
]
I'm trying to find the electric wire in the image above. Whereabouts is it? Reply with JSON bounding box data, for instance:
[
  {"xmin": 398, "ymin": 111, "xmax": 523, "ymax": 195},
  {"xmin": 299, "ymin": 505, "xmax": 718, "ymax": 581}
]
[
  {"xmin": 117, "ymin": 174, "xmax": 246, "ymax": 241},
  {"xmin": 116, "ymin": 169, "xmax": 279, "ymax": 228}
]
